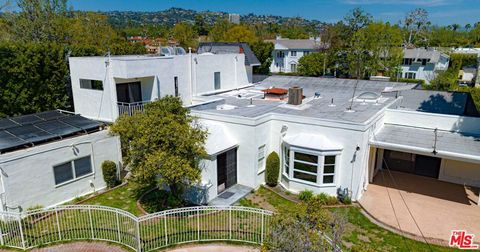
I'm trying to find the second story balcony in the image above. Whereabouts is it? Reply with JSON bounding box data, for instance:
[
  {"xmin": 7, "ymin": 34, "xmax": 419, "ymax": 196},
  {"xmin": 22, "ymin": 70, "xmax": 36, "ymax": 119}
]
[{"xmin": 117, "ymin": 100, "xmax": 150, "ymax": 116}]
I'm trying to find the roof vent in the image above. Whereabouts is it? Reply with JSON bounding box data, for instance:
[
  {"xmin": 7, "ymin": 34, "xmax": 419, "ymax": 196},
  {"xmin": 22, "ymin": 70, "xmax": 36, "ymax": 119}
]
[{"xmin": 288, "ymin": 86, "xmax": 303, "ymax": 105}]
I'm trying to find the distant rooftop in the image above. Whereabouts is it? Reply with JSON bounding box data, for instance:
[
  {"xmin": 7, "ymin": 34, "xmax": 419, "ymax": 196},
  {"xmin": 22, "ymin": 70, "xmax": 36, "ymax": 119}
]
[
  {"xmin": 0, "ymin": 111, "xmax": 103, "ymax": 154},
  {"xmin": 403, "ymin": 48, "xmax": 449, "ymax": 63},
  {"xmin": 198, "ymin": 42, "xmax": 260, "ymax": 66},
  {"xmin": 268, "ymin": 37, "xmax": 328, "ymax": 50},
  {"xmin": 191, "ymin": 76, "xmax": 416, "ymax": 124}
]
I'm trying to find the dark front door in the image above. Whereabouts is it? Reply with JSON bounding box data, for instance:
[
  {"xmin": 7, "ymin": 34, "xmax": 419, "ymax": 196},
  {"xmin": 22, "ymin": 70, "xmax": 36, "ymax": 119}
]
[
  {"xmin": 414, "ymin": 155, "xmax": 441, "ymax": 178},
  {"xmin": 217, "ymin": 148, "xmax": 237, "ymax": 194},
  {"xmin": 116, "ymin": 82, "xmax": 142, "ymax": 103}
]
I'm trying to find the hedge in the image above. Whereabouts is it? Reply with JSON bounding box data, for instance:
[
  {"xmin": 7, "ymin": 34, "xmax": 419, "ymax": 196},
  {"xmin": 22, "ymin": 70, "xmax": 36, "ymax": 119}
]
[{"xmin": 265, "ymin": 152, "xmax": 280, "ymax": 187}]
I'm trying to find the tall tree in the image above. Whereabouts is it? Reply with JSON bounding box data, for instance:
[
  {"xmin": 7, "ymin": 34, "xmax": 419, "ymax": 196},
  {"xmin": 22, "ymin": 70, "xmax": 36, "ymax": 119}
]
[
  {"xmin": 223, "ymin": 25, "xmax": 257, "ymax": 44},
  {"xmin": 172, "ymin": 22, "xmax": 198, "ymax": 49},
  {"xmin": 208, "ymin": 18, "xmax": 232, "ymax": 42},
  {"xmin": 110, "ymin": 96, "xmax": 208, "ymax": 196},
  {"xmin": 343, "ymin": 7, "xmax": 372, "ymax": 36},
  {"xmin": 403, "ymin": 8, "xmax": 430, "ymax": 47},
  {"xmin": 250, "ymin": 40, "xmax": 274, "ymax": 74}
]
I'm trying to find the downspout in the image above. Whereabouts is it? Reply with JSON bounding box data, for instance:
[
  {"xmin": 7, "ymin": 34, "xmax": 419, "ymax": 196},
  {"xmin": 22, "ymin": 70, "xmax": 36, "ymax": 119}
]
[
  {"xmin": 234, "ymin": 56, "xmax": 238, "ymax": 87},
  {"xmin": 189, "ymin": 47, "xmax": 193, "ymax": 104}
]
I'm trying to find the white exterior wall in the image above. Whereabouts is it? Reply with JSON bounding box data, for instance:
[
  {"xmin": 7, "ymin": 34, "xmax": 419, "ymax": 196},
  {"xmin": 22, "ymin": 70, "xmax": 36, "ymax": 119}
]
[
  {"xmin": 400, "ymin": 56, "xmax": 449, "ymax": 84},
  {"xmin": 0, "ymin": 130, "xmax": 122, "ymax": 210},
  {"xmin": 270, "ymin": 47, "xmax": 315, "ymax": 73},
  {"xmin": 439, "ymin": 159, "xmax": 480, "ymax": 187},
  {"xmin": 194, "ymin": 111, "xmax": 384, "ymax": 202},
  {"xmin": 70, "ymin": 54, "xmax": 250, "ymax": 122}
]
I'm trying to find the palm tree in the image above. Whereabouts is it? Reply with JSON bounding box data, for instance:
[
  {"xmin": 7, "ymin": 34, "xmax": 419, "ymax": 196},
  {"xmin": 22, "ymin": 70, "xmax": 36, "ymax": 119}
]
[
  {"xmin": 465, "ymin": 23, "xmax": 472, "ymax": 31},
  {"xmin": 452, "ymin": 24, "xmax": 460, "ymax": 31}
]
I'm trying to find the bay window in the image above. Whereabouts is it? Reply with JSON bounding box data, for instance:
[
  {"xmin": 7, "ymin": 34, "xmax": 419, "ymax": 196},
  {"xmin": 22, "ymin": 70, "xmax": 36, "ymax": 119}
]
[{"xmin": 282, "ymin": 145, "xmax": 339, "ymax": 186}]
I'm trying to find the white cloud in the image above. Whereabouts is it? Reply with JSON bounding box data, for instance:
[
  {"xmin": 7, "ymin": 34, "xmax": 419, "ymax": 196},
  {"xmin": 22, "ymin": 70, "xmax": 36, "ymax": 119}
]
[{"xmin": 341, "ymin": 0, "xmax": 461, "ymax": 6}]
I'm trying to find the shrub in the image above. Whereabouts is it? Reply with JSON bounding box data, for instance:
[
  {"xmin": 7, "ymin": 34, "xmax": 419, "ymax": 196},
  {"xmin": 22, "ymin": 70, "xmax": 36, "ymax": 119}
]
[
  {"xmin": 311, "ymin": 193, "xmax": 339, "ymax": 205},
  {"xmin": 101, "ymin": 160, "xmax": 119, "ymax": 188},
  {"xmin": 342, "ymin": 195, "xmax": 352, "ymax": 205},
  {"xmin": 299, "ymin": 190, "xmax": 314, "ymax": 202},
  {"xmin": 265, "ymin": 152, "xmax": 280, "ymax": 187}
]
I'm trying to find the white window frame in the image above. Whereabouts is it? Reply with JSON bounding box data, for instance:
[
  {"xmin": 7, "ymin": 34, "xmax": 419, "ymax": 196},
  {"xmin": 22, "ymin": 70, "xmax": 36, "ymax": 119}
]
[
  {"xmin": 257, "ymin": 144, "xmax": 267, "ymax": 174},
  {"xmin": 291, "ymin": 51, "xmax": 297, "ymax": 57},
  {"xmin": 282, "ymin": 144, "xmax": 340, "ymax": 187},
  {"xmin": 53, "ymin": 155, "xmax": 94, "ymax": 187},
  {"xmin": 80, "ymin": 79, "xmax": 103, "ymax": 91}
]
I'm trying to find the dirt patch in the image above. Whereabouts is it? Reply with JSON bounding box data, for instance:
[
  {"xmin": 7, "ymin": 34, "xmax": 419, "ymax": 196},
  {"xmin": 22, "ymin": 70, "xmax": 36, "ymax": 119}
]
[{"xmin": 245, "ymin": 193, "xmax": 276, "ymax": 212}]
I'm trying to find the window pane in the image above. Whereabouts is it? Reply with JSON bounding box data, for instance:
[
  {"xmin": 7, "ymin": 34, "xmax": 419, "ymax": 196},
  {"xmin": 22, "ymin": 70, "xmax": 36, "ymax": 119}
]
[
  {"xmin": 53, "ymin": 163, "xmax": 73, "ymax": 185},
  {"xmin": 294, "ymin": 152, "xmax": 317, "ymax": 164},
  {"xmin": 294, "ymin": 171, "xmax": 316, "ymax": 183},
  {"xmin": 80, "ymin": 79, "xmax": 103, "ymax": 90},
  {"xmin": 214, "ymin": 72, "xmax": 221, "ymax": 90},
  {"xmin": 324, "ymin": 165, "xmax": 335, "ymax": 174},
  {"xmin": 325, "ymin": 155, "xmax": 336, "ymax": 165},
  {"xmin": 323, "ymin": 175, "xmax": 334, "ymax": 184},
  {"xmin": 74, "ymin": 156, "xmax": 92, "ymax": 177},
  {"xmin": 294, "ymin": 161, "xmax": 317, "ymax": 173}
]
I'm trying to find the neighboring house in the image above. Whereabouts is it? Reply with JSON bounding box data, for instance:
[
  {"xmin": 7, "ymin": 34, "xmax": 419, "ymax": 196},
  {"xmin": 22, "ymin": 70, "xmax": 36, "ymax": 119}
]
[
  {"xmin": 69, "ymin": 51, "xmax": 252, "ymax": 122},
  {"xmin": 269, "ymin": 36, "xmax": 327, "ymax": 73},
  {"xmin": 228, "ymin": 13, "xmax": 240, "ymax": 24},
  {"xmin": 400, "ymin": 48, "xmax": 450, "ymax": 84},
  {"xmin": 188, "ymin": 75, "xmax": 480, "ymax": 205},
  {"xmin": 0, "ymin": 110, "xmax": 121, "ymax": 211},
  {"xmin": 198, "ymin": 42, "xmax": 260, "ymax": 83},
  {"xmin": 453, "ymin": 47, "xmax": 480, "ymax": 87},
  {"xmin": 458, "ymin": 65, "xmax": 477, "ymax": 86}
]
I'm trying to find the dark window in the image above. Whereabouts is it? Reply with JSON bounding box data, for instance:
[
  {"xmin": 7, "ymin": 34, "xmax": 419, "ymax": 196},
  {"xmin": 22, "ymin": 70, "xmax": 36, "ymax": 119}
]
[
  {"xmin": 174, "ymin": 76, "xmax": 179, "ymax": 97},
  {"xmin": 402, "ymin": 58, "xmax": 413, "ymax": 65},
  {"xmin": 116, "ymin": 82, "xmax": 142, "ymax": 103},
  {"xmin": 293, "ymin": 171, "xmax": 317, "ymax": 183},
  {"xmin": 53, "ymin": 155, "xmax": 93, "ymax": 185},
  {"xmin": 290, "ymin": 64, "xmax": 297, "ymax": 72},
  {"xmin": 283, "ymin": 145, "xmax": 289, "ymax": 175},
  {"xmin": 214, "ymin": 72, "xmax": 221, "ymax": 90},
  {"xmin": 303, "ymin": 51, "xmax": 309, "ymax": 55},
  {"xmin": 291, "ymin": 51, "xmax": 297, "ymax": 56},
  {"xmin": 294, "ymin": 161, "xmax": 317, "ymax": 173},
  {"xmin": 74, "ymin": 156, "xmax": 93, "ymax": 177},
  {"xmin": 294, "ymin": 152, "xmax": 318, "ymax": 164},
  {"xmin": 421, "ymin": 59, "xmax": 427, "ymax": 65},
  {"xmin": 277, "ymin": 51, "xmax": 284, "ymax": 58},
  {"xmin": 80, "ymin": 79, "xmax": 103, "ymax": 90},
  {"xmin": 53, "ymin": 163, "xmax": 74, "ymax": 185},
  {"xmin": 405, "ymin": 72, "xmax": 416, "ymax": 79}
]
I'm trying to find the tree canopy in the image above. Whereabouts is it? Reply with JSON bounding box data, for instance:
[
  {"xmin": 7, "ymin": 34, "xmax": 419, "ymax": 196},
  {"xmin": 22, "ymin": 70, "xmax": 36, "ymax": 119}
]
[{"xmin": 110, "ymin": 96, "xmax": 208, "ymax": 196}]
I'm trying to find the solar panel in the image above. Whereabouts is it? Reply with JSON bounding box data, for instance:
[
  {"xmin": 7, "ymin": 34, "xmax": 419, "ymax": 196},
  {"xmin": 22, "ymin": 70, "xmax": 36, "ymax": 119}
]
[
  {"xmin": 35, "ymin": 111, "xmax": 66, "ymax": 121},
  {"xmin": 0, "ymin": 130, "xmax": 28, "ymax": 151},
  {"xmin": 0, "ymin": 111, "xmax": 103, "ymax": 153},
  {"xmin": 61, "ymin": 115, "xmax": 102, "ymax": 131},
  {"xmin": 10, "ymin": 114, "xmax": 44, "ymax": 125},
  {"xmin": 36, "ymin": 120, "xmax": 82, "ymax": 136},
  {"xmin": 0, "ymin": 118, "xmax": 19, "ymax": 130},
  {"xmin": 6, "ymin": 125, "xmax": 55, "ymax": 144}
]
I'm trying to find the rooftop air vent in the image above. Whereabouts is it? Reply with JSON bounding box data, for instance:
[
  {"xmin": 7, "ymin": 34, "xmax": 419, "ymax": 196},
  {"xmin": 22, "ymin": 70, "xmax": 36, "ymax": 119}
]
[{"xmin": 288, "ymin": 86, "xmax": 303, "ymax": 105}]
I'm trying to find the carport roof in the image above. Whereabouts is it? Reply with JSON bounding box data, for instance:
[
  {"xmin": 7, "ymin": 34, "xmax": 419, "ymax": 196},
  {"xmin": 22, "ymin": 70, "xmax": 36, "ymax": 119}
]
[{"xmin": 370, "ymin": 124, "xmax": 480, "ymax": 162}]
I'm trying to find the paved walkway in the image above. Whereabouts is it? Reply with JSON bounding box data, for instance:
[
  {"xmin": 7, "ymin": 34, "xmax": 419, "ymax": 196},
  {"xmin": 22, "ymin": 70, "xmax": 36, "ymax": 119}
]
[
  {"xmin": 0, "ymin": 242, "xmax": 259, "ymax": 252},
  {"xmin": 360, "ymin": 170, "xmax": 480, "ymax": 243},
  {"xmin": 209, "ymin": 184, "xmax": 253, "ymax": 206}
]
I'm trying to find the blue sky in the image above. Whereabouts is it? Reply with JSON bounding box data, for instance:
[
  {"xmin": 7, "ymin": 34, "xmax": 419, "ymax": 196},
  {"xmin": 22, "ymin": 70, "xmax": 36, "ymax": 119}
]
[{"xmin": 69, "ymin": 0, "xmax": 479, "ymax": 26}]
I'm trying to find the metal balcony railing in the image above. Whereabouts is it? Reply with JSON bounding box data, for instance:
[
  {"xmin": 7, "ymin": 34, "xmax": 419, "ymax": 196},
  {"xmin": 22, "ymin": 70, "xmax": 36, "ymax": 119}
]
[{"xmin": 117, "ymin": 101, "xmax": 149, "ymax": 116}]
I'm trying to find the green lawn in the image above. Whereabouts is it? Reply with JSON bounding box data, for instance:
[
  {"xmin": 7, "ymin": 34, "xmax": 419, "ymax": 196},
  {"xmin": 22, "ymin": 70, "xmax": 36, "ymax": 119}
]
[
  {"xmin": 80, "ymin": 183, "xmax": 142, "ymax": 216},
  {"xmin": 239, "ymin": 186, "xmax": 457, "ymax": 252}
]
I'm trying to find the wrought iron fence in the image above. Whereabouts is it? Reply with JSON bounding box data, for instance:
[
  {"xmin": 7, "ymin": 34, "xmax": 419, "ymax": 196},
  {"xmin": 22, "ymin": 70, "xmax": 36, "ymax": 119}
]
[
  {"xmin": 117, "ymin": 101, "xmax": 149, "ymax": 116},
  {"xmin": 0, "ymin": 205, "xmax": 272, "ymax": 251}
]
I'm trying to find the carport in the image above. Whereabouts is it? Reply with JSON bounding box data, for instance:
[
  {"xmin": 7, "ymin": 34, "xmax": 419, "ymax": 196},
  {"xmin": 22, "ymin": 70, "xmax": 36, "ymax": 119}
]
[{"xmin": 361, "ymin": 124, "xmax": 480, "ymax": 243}]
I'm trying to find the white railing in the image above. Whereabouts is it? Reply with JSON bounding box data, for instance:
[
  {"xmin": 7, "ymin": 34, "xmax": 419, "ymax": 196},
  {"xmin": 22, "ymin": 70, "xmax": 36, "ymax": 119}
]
[
  {"xmin": 117, "ymin": 101, "xmax": 149, "ymax": 116},
  {"xmin": 0, "ymin": 205, "xmax": 272, "ymax": 251}
]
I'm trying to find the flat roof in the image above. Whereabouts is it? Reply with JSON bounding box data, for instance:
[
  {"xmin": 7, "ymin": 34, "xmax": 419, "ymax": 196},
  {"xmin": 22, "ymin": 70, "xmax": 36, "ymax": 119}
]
[
  {"xmin": 191, "ymin": 76, "xmax": 416, "ymax": 124},
  {"xmin": 0, "ymin": 111, "xmax": 103, "ymax": 154},
  {"xmin": 371, "ymin": 124, "xmax": 480, "ymax": 162}
]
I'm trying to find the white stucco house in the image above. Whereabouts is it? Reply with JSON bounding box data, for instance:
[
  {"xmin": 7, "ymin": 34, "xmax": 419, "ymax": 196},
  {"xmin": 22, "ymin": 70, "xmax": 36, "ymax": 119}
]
[
  {"xmin": 0, "ymin": 111, "xmax": 121, "ymax": 211},
  {"xmin": 268, "ymin": 36, "xmax": 328, "ymax": 73},
  {"xmin": 187, "ymin": 76, "xmax": 480, "ymax": 204},
  {"xmin": 69, "ymin": 52, "xmax": 480, "ymax": 207},
  {"xmin": 69, "ymin": 52, "xmax": 252, "ymax": 123},
  {"xmin": 400, "ymin": 48, "xmax": 450, "ymax": 84}
]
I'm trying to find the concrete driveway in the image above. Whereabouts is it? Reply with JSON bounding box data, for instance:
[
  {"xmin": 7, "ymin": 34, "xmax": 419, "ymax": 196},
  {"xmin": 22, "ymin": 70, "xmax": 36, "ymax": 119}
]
[{"xmin": 359, "ymin": 170, "xmax": 480, "ymax": 244}]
